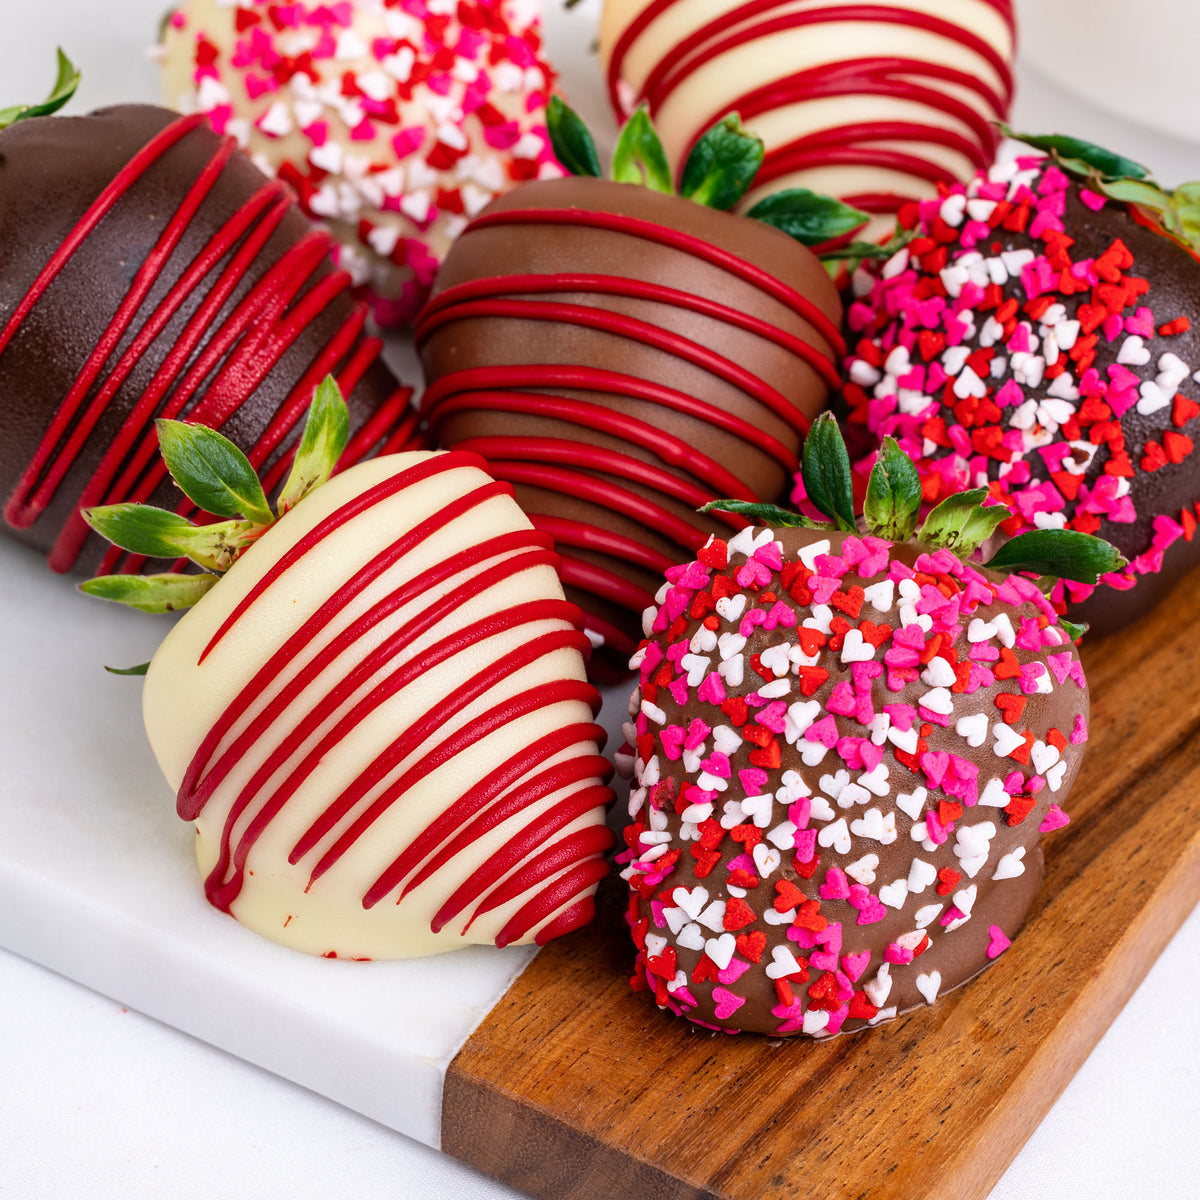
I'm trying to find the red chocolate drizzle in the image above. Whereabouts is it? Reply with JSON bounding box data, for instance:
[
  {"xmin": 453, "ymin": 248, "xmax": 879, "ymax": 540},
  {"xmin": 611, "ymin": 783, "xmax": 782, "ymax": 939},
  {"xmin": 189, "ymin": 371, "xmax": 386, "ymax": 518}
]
[
  {"xmin": 606, "ymin": 0, "xmax": 1015, "ymax": 214},
  {"xmin": 1, "ymin": 112, "xmax": 418, "ymax": 574},
  {"xmin": 416, "ymin": 205, "xmax": 842, "ymax": 656},
  {"xmin": 180, "ymin": 452, "xmax": 614, "ymax": 947}
]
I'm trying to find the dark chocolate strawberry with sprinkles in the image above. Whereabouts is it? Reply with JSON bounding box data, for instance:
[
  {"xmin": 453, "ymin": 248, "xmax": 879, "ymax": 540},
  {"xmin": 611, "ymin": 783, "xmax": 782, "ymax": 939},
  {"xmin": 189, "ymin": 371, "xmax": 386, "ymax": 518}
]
[
  {"xmin": 841, "ymin": 132, "xmax": 1200, "ymax": 636},
  {"xmin": 617, "ymin": 415, "xmax": 1121, "ymax": 1037}
]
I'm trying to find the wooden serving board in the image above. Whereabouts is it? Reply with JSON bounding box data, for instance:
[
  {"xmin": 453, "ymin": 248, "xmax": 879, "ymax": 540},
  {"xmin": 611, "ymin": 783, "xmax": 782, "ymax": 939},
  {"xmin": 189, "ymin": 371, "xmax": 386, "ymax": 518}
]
[{"xmin": 443, "ymin": 566, "xmax": 1200, "ymax": 1200}]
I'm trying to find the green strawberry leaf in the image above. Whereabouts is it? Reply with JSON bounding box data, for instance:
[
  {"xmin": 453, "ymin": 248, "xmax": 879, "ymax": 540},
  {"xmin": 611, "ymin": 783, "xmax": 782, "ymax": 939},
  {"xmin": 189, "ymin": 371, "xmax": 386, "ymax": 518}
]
[
  {"xmin": 819, "ymin": 227, "xmax": 917, "ymax": 263},
  {"xmin": 999, "ymin": 125, "xmax": 1150, "ymax": 180},
  {"xmin": 105, "ymin": 661, "xmax": 151, "ymax": 676},
  {"xmin": 745, "ymin": 188, "xmax": 868, "ymax": 246},
  {"xmin": 984, "ymin": 529, "xmax": 1128, "ymax": 584},
  {"xmin": 81, "ymin": 503, "xmax": 257, "ymax": 571},
  {"xmin": 1057, "ymin": 617, "xmax": 1088, "ymax": 643},
  {"xmin": 0, "ymin": 48, "xmax": 81, "ymax": 130},
  {"xmin": 277, "ymin": 375, "xmax": 350, "ymax": 514},
  {"xmin": 155, "ymin": 418, "xmax": 274, "ymax": 526},
  {"xmin": 801, "ymin": 413, "xmax": 857, "ymax": 533},
  {"xmin": 79, "ymin": 572, "xmax": 218, "ymax": 613},
  {"xmin": 679, "ymin": 114, "xmax": 764, "ymax": 210},
  {"xmin": 864, "ymin": 437, "xmax": 922, "ymax": 542},
  {"xmin": 611, "ymin": 105, "xmax": 674, "ymax": 193},
  {"xmin": 698, "ymin": 499, "xmax": 824, "ymax": 528},
  {"xmin": 545, "ymin": 94, "xmax": 602, "ymax": 178},
  {"xmin": 1094, "ymin": 176, "xmax": 1172, "ymax": 212},
  {"xmin": 918, "ymin": 489, "xmax": 1011, "ymax": 554}
]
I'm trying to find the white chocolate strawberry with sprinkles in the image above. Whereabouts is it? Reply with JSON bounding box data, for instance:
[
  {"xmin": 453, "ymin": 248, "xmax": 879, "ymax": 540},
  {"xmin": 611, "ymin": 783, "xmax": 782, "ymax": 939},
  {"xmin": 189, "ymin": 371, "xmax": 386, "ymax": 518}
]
[
  {"xmin": 617, "ymin": 415, "xmax": 1119, "ymax": 1036},
  {"xmin": 160, "ymin": 0, "xmax": 563, "ymax": 327},
  {"xmin": 842, "ymin": 131, "xmax": 1200, "ymax": 636}
]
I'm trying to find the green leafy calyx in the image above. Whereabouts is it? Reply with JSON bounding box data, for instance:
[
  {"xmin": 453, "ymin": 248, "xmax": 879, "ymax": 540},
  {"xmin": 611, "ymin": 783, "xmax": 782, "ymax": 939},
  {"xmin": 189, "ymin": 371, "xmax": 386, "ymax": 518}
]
[
  {"xmin": 544, "ymin": 97, "xmax": 866, "ymax": 247},
  {"xmin": 79, "ymin": 375, "xmax": 352, "ymax": 617},
  {"xmin": 701, "ymin": 416, "xmax": 1127, "ymax": 622},
  {"xmin": 1002, "ymin": 125, "xmax": 1200, "ymax": 258},
  {"xmin": 0, "ymin": 49, "xmax": 81, "ymax": 131}
]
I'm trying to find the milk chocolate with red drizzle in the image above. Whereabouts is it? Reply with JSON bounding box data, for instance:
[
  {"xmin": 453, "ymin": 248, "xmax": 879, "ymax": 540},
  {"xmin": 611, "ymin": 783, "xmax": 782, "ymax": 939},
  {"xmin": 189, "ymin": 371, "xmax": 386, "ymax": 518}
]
[
  {"xmin": 80, "ymin": 379, "xmax": 614, "ymax": 959},
  {"xmin": 0, "ymin": 66, "xmax": 420, "ymax": 578},
  {"xmin": 599, "ymin": 0, "xmax": 1016, "ymax": 222},
  {"xmin": 417, "ymin": 101, "xmax": 866, "ymax": 679},
  {"xmin": 618, "ymin": 414, "xmax": 1121, "ymax": 1036}
]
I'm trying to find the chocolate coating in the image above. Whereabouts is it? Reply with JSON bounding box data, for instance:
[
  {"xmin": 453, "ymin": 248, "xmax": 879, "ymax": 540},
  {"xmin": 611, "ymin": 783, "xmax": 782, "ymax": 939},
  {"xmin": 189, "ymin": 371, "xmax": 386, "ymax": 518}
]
[
  {"xmin": 842, "ymin": 157, "xmax": 1200, "ymax": 638},
  {"xmin": 622, "ymin": 526, "xmax": 1087, "ymax": 1037},
  {"xmin": 417, "ymin": 177, "xmax": 843, "ymax": 676},
  {"xmin": 0, "ymin": 104, "xmax": 418, "ymax": 575}
]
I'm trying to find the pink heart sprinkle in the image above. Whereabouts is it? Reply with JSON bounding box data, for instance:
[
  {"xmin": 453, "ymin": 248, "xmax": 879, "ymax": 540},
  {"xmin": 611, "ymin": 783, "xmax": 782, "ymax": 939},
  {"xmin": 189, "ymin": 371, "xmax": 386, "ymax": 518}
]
[
  {"xmin": 842, "ymin": 951, "xmax": 871, "ymax": 981},
  {"xmin": 1039, "ymin": 804, "xmax": 1070, "ymax": 833},
  {"xmin": 711, "ymin": 987, "xmax": 746, "ymax": 1020},
  {"xmin": 986, "ymin": 925, "xmax": 1012, "ymax": 960},
  {"xmin": 820, "ymin": 867, "xmax": 850, "ymax": 900},
  {"xmin": 810, "ymin": 950, "xmax": 838, "ymax": 972},
  {"xmin": 659, "ymin": 726, "xmax": 685, "ymax": 760}
]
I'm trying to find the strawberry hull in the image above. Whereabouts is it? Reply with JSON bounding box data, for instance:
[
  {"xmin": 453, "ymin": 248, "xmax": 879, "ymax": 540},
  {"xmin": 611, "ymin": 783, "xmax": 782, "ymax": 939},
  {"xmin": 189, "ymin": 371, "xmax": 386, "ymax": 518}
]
[
  {"xmin": 416, "ymin": 176, "xmax": 844, "ymax": 677},
  {"xmin": 621, "ymin": 526, "xmax": 1087, "ymax": 1037},
  {"xmin": 0, "ymin": 105, "xmax": 420, "ymax": 577}
]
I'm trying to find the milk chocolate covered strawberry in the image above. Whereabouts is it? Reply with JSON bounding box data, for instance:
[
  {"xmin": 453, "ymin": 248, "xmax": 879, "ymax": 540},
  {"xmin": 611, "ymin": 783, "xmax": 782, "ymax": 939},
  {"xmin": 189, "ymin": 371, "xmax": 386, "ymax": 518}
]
[
  {"xmin": 0, "ymin": 58, "xmax": 419, "ymax": 578},
  {"xmin": 418, "ymin": 101, "xmax": 868, "ymax": 677},
  {"xmin": 81, "ymin": 379, "xmax": 613, "ymax": 958},
  {"xmin": 619, "ymin": 415, "xmax": 1120, "ymax": 1036},
  {"xmin": 842, "ymin": 133, "xmax": 1200, "ymax": 635}
]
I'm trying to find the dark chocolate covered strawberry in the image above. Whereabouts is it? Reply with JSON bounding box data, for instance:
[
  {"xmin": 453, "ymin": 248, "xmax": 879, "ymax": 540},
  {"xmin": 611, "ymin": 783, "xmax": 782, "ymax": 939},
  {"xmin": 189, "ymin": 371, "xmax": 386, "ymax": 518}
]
[
  {"xmin": 841, "ymin": 131, "xmax": 1200, "ymax": 636},
  {"xmin": 619, "ymin": 414, "xmax": 1121, "ymax": 1036},
  {"xmin": 417, "ymin": 101, "xmax": 874, "ymax": 678},
  {"xmin": 0, "ymin": 58, "xmax": 420, "ymax": 577}
]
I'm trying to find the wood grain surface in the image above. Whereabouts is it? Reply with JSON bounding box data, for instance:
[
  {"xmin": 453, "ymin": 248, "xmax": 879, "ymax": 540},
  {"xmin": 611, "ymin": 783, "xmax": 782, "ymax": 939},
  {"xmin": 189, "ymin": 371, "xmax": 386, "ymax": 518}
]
[{"xmin": 443, "ymin": 569, "xmax": 1200, "ymax": 1200}]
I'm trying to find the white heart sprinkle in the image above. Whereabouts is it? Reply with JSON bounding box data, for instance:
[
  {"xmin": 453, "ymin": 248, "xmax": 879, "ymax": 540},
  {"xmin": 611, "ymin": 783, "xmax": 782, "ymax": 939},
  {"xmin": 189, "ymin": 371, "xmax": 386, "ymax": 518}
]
[
  {"xmin": 802, "ymin": 604, "xmax": 834, "ymax": 635},
  {"xmin": 765, "ymin": 945, "xmax": 806, "ymax": 979},
  {"xmin": 953, "ymin": 885, "xmax": 978, "ymax": 917},
  {"xmin": 897, "ymin": 788, "xmax": 928, "ymax": 821},
  {"xmin": 921, "ymin": 656, "xmax": 957, "ymax": 688},
  {"xmin": 1137, "ymin": 380, "xmax": 1171, "ymax": 416},
  {"xmin": 845, "ymin": 853, "xmax": 880, "ymax": 884},
  {"xmin": 690, "ymin": 625, "xmax": 718, "ymax": 654},
  {"xmin": 712, "ymin": 726, "xmax": 743, "ymax": 756},
  {"xmin": 663, "ymin": 906, "xmax": 689, "ymax": 935},
  {"xmin": 993, "ymin": 723, "xmax": 1026, "ymax": 757},
  {"xmin": 993, "ymin": 847, "xmax": 1027, "ymax": 880},
  {"xmin": 864, "ymin": 963, "xmax": 892, "ymax": 1007},
  {"xmin": 767, "ymin": 822, "xmax": 797, "ymax": 850},
  {"xmin": 1030, "ymin": 740, "xmax": 1060, "ymax": 774},
  {"xmin": 798, "ymin": 539, "xmax": 831, "ymax": 570},
  {"xmin": 914, "ymin": 902, "xmax": 944, "ymax": 928},
  {"xmin": 742, "ymin": 793, "xmax": 774, "ymax": 828},
  {"xmin": 858, "ymin": 763, "xmax": 890, "ymax": 796},
  {"xmin": 818, "ymin": 817, "xmax": 852, "ymax": 855},
  {"xmin": 705, "ymin": 933, "xmax": 736, "ymax": 970},
  {"xmin": 752, "ymin": 842, "xmax": 782, "ymax": 878},
  {"xmin": 919, "ymin": 687, "xmax": 954, "ymax": 716},
  {"xmin": 863, "ymin": 580, "xmax": 895, "ymax": 612},
  {"xmin": 673, "ymin": 886, "xmax": 709, "ymax": 920},
  {"xmin": 879, "ymin": 879, "xmax": 909, "ymax": 909},
  {"xmin": 955, "ymin": 712, "xmax": 989, "ymax": 747},
  {"xmin": 888, "ymin": 724, "xmax": 920, "ymax": 755},
  {"xmin": 916, "ymin": 971, "xmax": 942, "ymax": 1004},
  {"xmin": 820, "ymin": 770, "xmax": 850, "ymax": 799},
  {"xmin": 838, "ymin": 782, "xmax": 872, "ymax": 810},
  {"xmin": 760, "ymin": 642, "xmax": 793, "ymax": 677},
  {"xmin": 764, "ymin": 907, "xmax": 796, "ymax": 925},
  {"xmin": 840, "ymin": 628, "xmax": 876, "ymax": 663},
  {"xmin": 697, "ymin": 901, "xmax": 727, "ymax": 933},
  {"xmin": 802, "ymin": 1008, "xmax": 830, "ymax": 1035},
  {"xmin": 800, "ymin": 741, "xmax": 829, "ymax": 766},
  {"xmin": 979, "ymin": 777, "xmax": 1011, "ymax": 807},
  {"xmin": 850, "ymin": 809, "xmax": 886, "ymax": 843},
  {"xmin": 785, "ymin": 700, "xmax": 821, "ymax": 743},
  {"xmin": 907, "ymin": 858, "xmax": 937, "ymax": 893},
  {"xmin": 808, "ymin": 796, "xmax": 835, "ymax": 822},
  {"xmin": 676, "ymin": 922, "xmax": 705, "ymax": 951},
  {"xmin": 645, "ymin": 932, "xmax": 668, "ymax": 959},
  {"xmin": 1117, "ymin": 334, "xmax": 1151, "ymax": 366},
  {"xmin": 715, "ymin": 595, "xmax": 744, "ymax": 624},
  {"xmin": 967, "ymin": 618, "xmax": 998, "ymax": 643},
  {"xmin": 1046, "ymin": 761, "xmax": 1068, "ymax": 792}
]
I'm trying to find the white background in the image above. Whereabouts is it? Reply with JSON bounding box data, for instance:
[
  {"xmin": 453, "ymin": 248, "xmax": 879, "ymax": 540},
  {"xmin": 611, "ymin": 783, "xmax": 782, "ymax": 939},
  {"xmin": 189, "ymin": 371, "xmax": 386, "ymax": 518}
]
[{"xmin": 3, "ymin": 1, "xmax": 1199, "ymax": 1198}]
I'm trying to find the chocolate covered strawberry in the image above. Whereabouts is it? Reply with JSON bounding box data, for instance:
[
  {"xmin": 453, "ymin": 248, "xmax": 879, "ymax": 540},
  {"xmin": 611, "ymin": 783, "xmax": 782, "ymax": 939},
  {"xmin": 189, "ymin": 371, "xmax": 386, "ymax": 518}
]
[
  {"xmin": 416, "ymin": 100, "xmax": 883, "ymax": 679},
  {"xmin": 842, "ymin": 131, "xmax": 1200, "ymax": 636},
  {"xmin": 0, "ymin": 57, "xmax": 420, "ymax": 578},
  {"xmin": 619, "ymin": 414, "xmax": 1121, "ymax": 1036},
  {"xmin": 81, "ymin": 379, "xmax": 613, "ymax": 959}
]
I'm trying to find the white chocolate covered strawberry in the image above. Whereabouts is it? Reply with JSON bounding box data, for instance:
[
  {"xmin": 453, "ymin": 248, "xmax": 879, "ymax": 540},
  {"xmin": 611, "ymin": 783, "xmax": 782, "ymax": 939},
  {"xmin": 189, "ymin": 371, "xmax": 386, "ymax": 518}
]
[{"xmin": 82, "ymin": 379, "xmax": 614, "ymax": 958}]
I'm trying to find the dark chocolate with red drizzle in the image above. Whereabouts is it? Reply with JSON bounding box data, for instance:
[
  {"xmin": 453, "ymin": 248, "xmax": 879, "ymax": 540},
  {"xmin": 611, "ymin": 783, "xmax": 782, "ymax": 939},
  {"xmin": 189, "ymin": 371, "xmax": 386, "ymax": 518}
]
[
  {"xmin": 603, "ymin": 0, "xmax": 1015, "ymax": 217},
  {"xmin": 0, "ymin": 104, "xmax": 420, "ymax": 576},
  {"xmin": 163, "ymin": 451, "xmax": 614, "ymax": 951},
  {"xmin": 417, "ymin": 177, "xmax": 843, "ymax": 678}
]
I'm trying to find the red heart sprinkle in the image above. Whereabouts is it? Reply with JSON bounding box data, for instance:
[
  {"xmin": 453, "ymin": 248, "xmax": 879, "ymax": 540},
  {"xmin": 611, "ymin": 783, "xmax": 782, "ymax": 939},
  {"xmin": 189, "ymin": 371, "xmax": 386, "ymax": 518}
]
[
  {"xmin": 994, "ymin": 692, "xmax": 1027, "ymax": 725},
  {"xmin": 736, "ymin": 931, "xmax": 767, "ymax": 963},
  {"xmin": 935, "ymin": 867, "xmax": 963, "ymax": 896},
  {"xmin": 831, "ymin": 586, "xmax": 864, "ymax": 619},
  {"xmin": 724, "ymin": 897, "xmax": 757, "ymax": 931}
]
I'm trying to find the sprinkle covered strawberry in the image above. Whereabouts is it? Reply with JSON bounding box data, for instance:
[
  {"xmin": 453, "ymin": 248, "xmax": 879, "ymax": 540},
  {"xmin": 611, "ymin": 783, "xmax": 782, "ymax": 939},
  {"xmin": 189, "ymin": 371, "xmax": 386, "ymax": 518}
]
[
  {"xmin": 80, "ymin": 378, "xmax": 614, "ymax": 959},
  {"xmin": 841, "ymin": 132, "xmax": 1200, "ymax": 635},
  {"xmin": 618, "ymin": 414, "xmax": 1120, "ymax": 1036}
]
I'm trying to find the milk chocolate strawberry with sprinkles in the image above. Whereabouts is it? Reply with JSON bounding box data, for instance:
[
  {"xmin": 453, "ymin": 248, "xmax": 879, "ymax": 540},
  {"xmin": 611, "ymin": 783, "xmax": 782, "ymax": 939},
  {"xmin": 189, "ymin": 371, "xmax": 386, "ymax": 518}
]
[
  {"xmin": 842, "ymin": 132, "xmax": 1200, "ymax": 635},
  {"xmin": 0, "ymin": 59, "xmax": 419, "ymax": 579},
  {"xmin": 618, "ymin": 415, "xmax": 1120, "ymax": 1036},
  {"xmin": 419, "ymin": 100, "xmax": 868, "ymax": 677}
]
